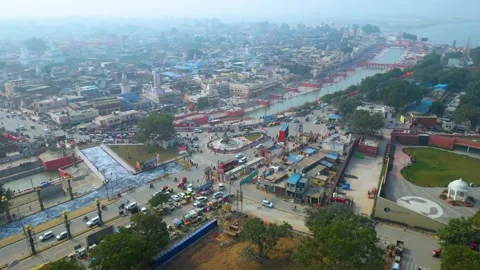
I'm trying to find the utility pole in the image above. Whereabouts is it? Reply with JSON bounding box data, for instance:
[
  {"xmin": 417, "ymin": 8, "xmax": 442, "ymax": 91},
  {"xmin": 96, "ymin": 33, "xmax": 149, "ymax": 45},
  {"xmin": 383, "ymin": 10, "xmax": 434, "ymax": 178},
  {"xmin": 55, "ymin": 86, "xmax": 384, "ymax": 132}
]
[
  {"xmin": 35, "ymin": 186, "xmax": 44, "ymax": 211},
  {"xmin": 62, "ymin": 210, "xmax": 72, "ymax": 239},
  {"xmin": 66, "ymin": 177, "xmax": 74, "ymax": 200},
  {"xmin": 25, "ymin": 225, "xmax": 36, "ymax": 255}
]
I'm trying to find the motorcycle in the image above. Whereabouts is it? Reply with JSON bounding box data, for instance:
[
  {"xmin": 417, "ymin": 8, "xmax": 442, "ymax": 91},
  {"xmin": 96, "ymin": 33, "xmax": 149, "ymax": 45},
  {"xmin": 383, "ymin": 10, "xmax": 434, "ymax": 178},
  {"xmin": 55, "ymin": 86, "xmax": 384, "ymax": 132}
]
[
  {"xmin": 432, "ymin": 249, "xmax": 441, "ymax": 258},
  {"xmin": 83, "ymin": 216, "xmax": 89, "ymax": 222},
  {"xmin": 149, "ymin": 183, "xmax": 154, "ymax": 189},
  {"xmin": 101, "ymin": 205, "xmax": 107, "ymax": 210},
  {"xmin": 174, "ymin": 178, "xmax": 178, "ymax": 182}
]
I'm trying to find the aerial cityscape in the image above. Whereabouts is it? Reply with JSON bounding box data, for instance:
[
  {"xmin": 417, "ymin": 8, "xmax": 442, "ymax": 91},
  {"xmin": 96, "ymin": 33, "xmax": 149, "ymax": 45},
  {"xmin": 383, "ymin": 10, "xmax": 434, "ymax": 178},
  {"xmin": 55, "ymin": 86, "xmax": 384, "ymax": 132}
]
[{"xmin": 1, "ymin": 1, "xmax": 480, "ymax": 270}]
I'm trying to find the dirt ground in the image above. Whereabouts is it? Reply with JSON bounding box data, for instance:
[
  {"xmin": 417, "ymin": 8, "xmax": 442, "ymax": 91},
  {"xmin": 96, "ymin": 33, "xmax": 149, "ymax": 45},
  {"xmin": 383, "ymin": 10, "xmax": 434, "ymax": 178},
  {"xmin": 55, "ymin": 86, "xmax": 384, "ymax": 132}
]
[{"xmin": 163, "ymin": 230, "xmax": 303, "ymax": 270}]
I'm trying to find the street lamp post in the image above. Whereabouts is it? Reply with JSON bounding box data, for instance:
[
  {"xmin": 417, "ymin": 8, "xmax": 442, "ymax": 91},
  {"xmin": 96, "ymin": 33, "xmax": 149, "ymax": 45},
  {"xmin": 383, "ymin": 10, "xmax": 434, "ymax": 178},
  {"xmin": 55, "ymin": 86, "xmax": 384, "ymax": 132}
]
[
  {"xmin": 35, "ymin": 186, "xmax": 44, "ymax": 211},
  {"xmin": 1, "ymin": 196, "xmax": 11, "ymax": 223},
  {"xmin": 95, "ymin": 198, "xmax": 103, "ymax": 225},
  {"xmin": 62, "ymin": 210, "xmax": 72, "ymax": 239}
]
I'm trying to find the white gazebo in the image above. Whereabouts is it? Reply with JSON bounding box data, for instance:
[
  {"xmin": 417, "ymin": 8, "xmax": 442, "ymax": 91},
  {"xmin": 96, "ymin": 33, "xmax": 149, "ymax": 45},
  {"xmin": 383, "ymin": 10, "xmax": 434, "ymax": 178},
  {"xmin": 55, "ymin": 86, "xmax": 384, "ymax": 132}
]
[{"xmin": 447, "ymin": 178, "xmax": 470, "ymax": 201}]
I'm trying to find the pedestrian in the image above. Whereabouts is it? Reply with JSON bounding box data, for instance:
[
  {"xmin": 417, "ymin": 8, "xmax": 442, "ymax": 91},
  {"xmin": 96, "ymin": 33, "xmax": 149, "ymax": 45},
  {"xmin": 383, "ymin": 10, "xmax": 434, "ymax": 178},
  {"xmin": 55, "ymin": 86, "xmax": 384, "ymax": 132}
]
[
  {"xmin": 403, "ymin": 226, "xmax": 406, "ymax": 232},
  {"xmin": 29, "ymin": 205, "xmax": 32, "ymax": 211}
]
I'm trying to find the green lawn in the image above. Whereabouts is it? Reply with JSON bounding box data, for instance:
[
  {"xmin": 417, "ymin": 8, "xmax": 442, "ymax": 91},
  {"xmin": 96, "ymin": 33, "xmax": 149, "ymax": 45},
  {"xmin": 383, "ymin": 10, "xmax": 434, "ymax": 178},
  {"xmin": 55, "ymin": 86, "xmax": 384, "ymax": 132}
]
[
  {"xmin": 244, "ymin": 133, "xmax": 263, "ymax": 142},
  {"xmin": 401, "ymin": 148, "xmax": 480, "ymax": 187},
  {"xmin": 109, "ymin": 145, "xmax": 179, "ymax": 167}
]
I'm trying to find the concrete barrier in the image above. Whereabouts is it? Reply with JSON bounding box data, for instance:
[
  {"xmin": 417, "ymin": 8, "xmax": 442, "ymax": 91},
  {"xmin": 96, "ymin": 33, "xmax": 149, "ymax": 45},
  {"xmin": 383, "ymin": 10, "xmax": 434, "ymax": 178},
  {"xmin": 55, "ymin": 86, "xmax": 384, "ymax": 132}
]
[
  {"xmin": 0, "ymin": 166, "xmax": 44, "ymax": 185},
  {"xmin": 75, "ymin": 147, "xmax": 105, "ymax": 182}
]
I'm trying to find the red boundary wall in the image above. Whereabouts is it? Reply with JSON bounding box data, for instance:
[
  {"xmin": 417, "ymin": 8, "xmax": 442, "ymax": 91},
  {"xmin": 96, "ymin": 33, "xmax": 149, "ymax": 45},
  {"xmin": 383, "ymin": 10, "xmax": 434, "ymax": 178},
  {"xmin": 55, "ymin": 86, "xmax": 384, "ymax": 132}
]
[{"xmin": 40, "ymin": 156, "xmax": 83, "ymax": 171}]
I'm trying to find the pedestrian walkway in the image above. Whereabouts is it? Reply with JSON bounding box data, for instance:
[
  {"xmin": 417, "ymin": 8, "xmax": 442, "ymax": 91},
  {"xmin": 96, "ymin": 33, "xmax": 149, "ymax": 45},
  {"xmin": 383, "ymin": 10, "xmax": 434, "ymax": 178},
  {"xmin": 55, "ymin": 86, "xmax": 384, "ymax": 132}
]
[{"xmin": 403, "ymin": 262, "xmax": 431, "ymax": 270}]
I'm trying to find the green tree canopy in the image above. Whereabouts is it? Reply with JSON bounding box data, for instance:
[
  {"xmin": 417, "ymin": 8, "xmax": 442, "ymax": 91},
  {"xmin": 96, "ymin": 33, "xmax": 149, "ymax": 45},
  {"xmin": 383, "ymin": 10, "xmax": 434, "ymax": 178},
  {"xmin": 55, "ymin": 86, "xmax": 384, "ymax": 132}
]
[
  {"xmin": 361, "ymin": 24, "xmax": 380, "ymax": 34},
  {"xmin": 430, "ymin": 101, "xmax": 445, "ymax": 116},
  {"xmin": 240, "ymin": 217, "xmax": 293, "ymax": 259},
  {"xmin": 437, "ymin": 217, "xmax": 480, "ymax": 246},
  {"xmin": 332, "ymin": 96, "xmax": 360, "ymax": 116},
  {"xmin": 379, "ymin": 80, "xmax": 425, "ymax": 109},
  {"xmin": 88, "ymin": 231, "xmax": 153, "ymax": 270},
  {"xmin": 470, "ymin": 47, "xmax": 480, "ymax": 66},
  {"xmin": 295, "ymin": 207, "xmax": 383, "ymax": 270},
  {"xmin": 453, "ymin": 103, "xmax": 480, "ymax": 128},
  {"xmin": 348, "ymin": 110, "xmax": 384, "ymax": 136},
  {"xmin": 437, "ymin": 67, "xmax": 469, "ymax": 91},
  {"xmin": 196, "ymin": 96, "xmax": 209, "ymax": 110},
  {"xmin": 130, "ymin": 211, "xmax": 170, "ymax": 252},
  {"xmin": 402, "ymin": 32, "xmax": 418, "ymax": 41},
  {"xmin": 441, "ymin": 244, "xmax": 480, "ymax": 270},
  {"xmin": 136, "ymin": 113, "xmax": 174, "ymax": 143},
  {"xmin": 23, "ymin": 37, "xmax": 48, "ymax": 54},
  {"xmin": 148, "ymin": 192, "xmax": 170, "ymax": 208},
  {"xmin": 45, "ymin": 258, "xmax": 86, "ymax": 270}
]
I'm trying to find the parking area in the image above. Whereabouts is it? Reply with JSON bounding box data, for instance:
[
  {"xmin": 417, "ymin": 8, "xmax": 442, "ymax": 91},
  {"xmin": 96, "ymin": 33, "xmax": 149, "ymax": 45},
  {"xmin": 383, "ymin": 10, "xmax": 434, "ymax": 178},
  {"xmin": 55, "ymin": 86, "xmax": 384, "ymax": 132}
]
[{"xmin": 343, "ymin": 140, "xmax": 386, "ymax": 216}]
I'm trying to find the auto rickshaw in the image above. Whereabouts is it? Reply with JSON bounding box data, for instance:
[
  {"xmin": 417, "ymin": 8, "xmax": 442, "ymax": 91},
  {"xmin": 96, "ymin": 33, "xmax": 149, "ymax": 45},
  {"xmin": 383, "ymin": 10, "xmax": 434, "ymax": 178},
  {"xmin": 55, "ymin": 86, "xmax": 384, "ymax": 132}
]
[
  {"xmin": 162, "ymin": 185, "xmax": 169, "ymax": 191},
  {"xmin": 181, "ymin": 177, "xmax": 187, "ymax": 183},
  {"xmin": 177, "ymin": 182, "xmax": 185, "ymax": 188}
]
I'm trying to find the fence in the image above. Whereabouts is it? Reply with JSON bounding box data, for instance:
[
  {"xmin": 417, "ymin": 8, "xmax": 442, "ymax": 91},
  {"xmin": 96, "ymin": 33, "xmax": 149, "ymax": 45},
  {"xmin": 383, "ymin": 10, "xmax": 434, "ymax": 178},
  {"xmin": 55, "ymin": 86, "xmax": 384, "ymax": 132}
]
[{"xmin": 153, "ymin": 219, "xmax": 218, "ymax": 268}]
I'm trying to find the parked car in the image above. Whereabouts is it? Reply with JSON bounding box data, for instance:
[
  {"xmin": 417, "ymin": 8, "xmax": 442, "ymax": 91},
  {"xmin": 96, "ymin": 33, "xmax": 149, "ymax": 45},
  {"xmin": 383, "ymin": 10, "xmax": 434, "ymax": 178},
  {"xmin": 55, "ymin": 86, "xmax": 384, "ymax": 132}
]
[
  {"xmin": 125, "ymin": 202, "xmax": 138, "ymax": 211},
  {"xmin": 194, "ymin": 128, "xmax": 202, "ymax": 133},
  {"xmin": 235, "ymin": 153, "xmax": 244, "ymax": 159},
  {"xmin": 171, "ymin": 195, "xmax": 180, "ymax": 201},
  {"xmin": 255, "ymin": 144, "xmax": 264, "ymax": 149},
  {"xmin": 196, "ymin": 196, "xmax": 208, "ymax": 202},
  {"xmin": 56, "ymin": 231, "xmax": 68, "ymax": 241},
  {"xmin": 239, "ymin": 157, "xmax": 248, "ymax": 164},
  {"xmin": 193, "ymin": 201, "xmax": 205, "ymax": 209},
  {"xmin": 39, "ymin": 231, "xmax": 54, "ymax": 241},
  {"xmin": 262, "ymin": 199, "xmax": 273, "ymax": 208},
  {"xmin": 213, "ymin": 191, "xmax": 224, "ymax": 199},
  {"xmin": 86, "ymin": 217, "xmax": 100, "ymax": 227},
  {"xmin": 178, "ymin": 192, "xmax": 186, "ymax": 199},
  {"xmin": 140, "ymin": 207, "xmax": 147, "ymax": 214}
]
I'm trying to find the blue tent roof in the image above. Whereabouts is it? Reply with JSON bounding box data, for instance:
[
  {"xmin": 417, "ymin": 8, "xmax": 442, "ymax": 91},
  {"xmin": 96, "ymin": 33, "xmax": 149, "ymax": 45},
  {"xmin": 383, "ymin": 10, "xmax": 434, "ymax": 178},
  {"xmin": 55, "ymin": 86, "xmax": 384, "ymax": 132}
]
[
  {"xmin": 434, "ymin": 84, "xmax": 448, "ymax": 90},
  {"xmin": 319, "ymin": 160, "xmax": 334, "ymax": 168},
  {"xmin": 288, "ymin": 174, "xmax": 302, "ymax": 185},
  {"xmin": 326, "ymin": 153, "xmax": 339, "ymax": 160},
  {"xmin": 327, "ymin": 113, "xmax": 343, "ymax": 120},
  {"xmin": 287, "ymin": 154, "xmax": 304, "ymax": 163},
  {"xmin": 302, "ymin": 147, "xmax": 317, "ymax": 155}
]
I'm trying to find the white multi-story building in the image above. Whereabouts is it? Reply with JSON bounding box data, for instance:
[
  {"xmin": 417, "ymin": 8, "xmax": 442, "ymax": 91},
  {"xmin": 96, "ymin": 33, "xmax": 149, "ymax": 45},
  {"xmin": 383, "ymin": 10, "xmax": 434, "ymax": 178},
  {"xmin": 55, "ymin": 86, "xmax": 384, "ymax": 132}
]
[
  {"xmin": 48, "ymin": 109, "xmax": 98, "ymax": 126},
  {"xmin": 33, "ymin": 97, "xmax": 67, "ymax": 113},
  {"xmin": 356, "ymin": 104, "xmax": 395, "ymax": 126},
  {"xmin": 94, "ymin": 110, "xmax": 141, "ymax": 127},
  {"xmin": 229, "ymin": 78, "xmax": 278, "ymax": 98}
]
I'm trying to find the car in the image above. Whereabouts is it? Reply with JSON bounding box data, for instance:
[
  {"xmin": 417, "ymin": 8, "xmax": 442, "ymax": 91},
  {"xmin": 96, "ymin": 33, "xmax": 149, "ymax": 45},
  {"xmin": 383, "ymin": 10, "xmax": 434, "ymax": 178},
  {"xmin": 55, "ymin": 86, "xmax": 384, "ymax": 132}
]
[
  {"xmin": 218, "ymin": 183, "xmax": 225, "ymax": 190},
  {"xmin": 193, "ymin": 143, "xmax": 199, "ymax": 148},
  {"xmin": 229, "ymin": 174, "xmax": 236, "ymax": 180},
  {"xmin": 255, "ymin": 144, "xmax": 264, "ymax": 149},
  {"xmin": 235, "ymin": 153, "xmax": 244, "ymax": 159},
  {"xmin": 196, "ymin": 196, "xmax": 208, "ymax": 202},
  {"xmin": 194, "ymin": 128, "xmax": 202, "ymax": 133},
  {"xmin": 86, "ymin": 217, "xmax": 100, "ymax": 227},
  {"xmin": 171, "ymin": 195, "xmax": 180, "ymax": 201},
  {"xmin": 213, "ymin": 191, "xmax": 224, "ymax": 199},
  {"xmin": 292, "ymin": 118, "xmax": 299, "ymax": 123},
  {"xmin": 262, "ymin": 199, "xmax": 273, "ymax": 208},
  {"xmin": 125, "ymin": 202, "xmax": 138, "ymax": 210},
  {"xmin": 239, "ymin": 157, "xmax": 248, "ymax": 164},
  {"xmin": 39, "ymin": 231, "xmax": 54, "ymax": 241},
  {"xmin": 56, "ymin": 231, "xmax": 68, "ymax": 241},
  {"xmin": 140, "ymin": 207, "xmax": 147, "ymax": 214},
  {"xmin": 314, "ymin": 120, "xmax": 320, "ymax": 124},
  {"xmin": 193, "ymin": 201, "xmax": 205, "ymax": 209},
  {"xmin": 178, "ymin": 192, "xmax": 186, "ymax": 198}
]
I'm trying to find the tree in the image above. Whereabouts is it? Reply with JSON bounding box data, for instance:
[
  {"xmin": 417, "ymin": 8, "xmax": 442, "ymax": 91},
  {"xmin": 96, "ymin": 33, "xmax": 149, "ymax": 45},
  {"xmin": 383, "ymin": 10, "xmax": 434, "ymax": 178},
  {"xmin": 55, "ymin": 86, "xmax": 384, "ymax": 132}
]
[
  {"xmin": 130, "ymin": 211, "xmax": 170, "ymax": 252},
  {"xmin": 88, "ymin": 231, "xmax": 153, "ymax": 270},
  {"xmin": 441, "ymin": 244, "xmax": 480, "ymax": 270},
  {"xmin": 295, "ymin": 207, "xmax": 383, "ymax": 270},
  {"xmin": 196, "ymin": 96, "xmax": 209, "ymax": 110},
  {"xmin": 402, "ymin": 32, "xmax": 418, "ymax": 41},
  {"xmin": 333, "ymin": 97, "xmax": 360, "ymax": 116},
  {"xmin": 361, "ymin": 24, "xmax": 380, "ymax": 34},
  {"xmin": 136, "ymin": 113, "xmax": 174, "ymax": 143},
  {"xmin": 453, "ymin": 103, "xmax": 480, "ymax": 128},
  {"xmin": 45, "ymin": 258, "xmax": 86, "ymax": 270},
  {"xmin": 240, "ymin": 218, "xmax": 293, "ymax": 260},
  {"xmin": 148, "ymin": 192, "xmax": 170, "ymax": 208},
  {"xmin": 23, "ymin": 37, "xmax": 48, "ymax": 54},
  {"xmin": 430, "ymin": 101, "xmax": 445, "ymax": 116},
  {"xmin": 437, "ymin": 217, "xmax": 480, "ymax": 246},
  {"xmin": 379, "ymin": 80, "xmax": 425, "ymax": 109},
  {"xmin": 471, "ymin": 47, "xmax": 480, "ymax": 66},
  {"xmin": 437, "ymin": 67, "xmax": 469, "ymax": 91},
  {"xmin": 348, "ymin": 110, "xmax": 384, "ymax": 136}
]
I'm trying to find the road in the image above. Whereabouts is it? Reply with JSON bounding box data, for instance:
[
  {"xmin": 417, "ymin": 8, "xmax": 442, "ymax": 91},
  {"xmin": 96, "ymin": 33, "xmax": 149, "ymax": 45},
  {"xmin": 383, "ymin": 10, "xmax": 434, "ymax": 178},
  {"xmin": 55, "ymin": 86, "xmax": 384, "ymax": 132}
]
[{"xmin": 1, "ymin": 108, "xmax": 440, "ymax": 270}]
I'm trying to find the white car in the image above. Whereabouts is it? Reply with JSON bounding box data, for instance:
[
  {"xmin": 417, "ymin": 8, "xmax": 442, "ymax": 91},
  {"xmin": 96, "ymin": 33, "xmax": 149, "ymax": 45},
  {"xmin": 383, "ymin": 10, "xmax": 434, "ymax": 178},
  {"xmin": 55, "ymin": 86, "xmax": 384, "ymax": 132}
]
[
  {"xmin": 239, "ymin": 157, "xmax": 248, "ymax": 164},
  {"xmin": 193, "ymin": 201, "xmax": 205, "ymax": 209},
  {"xmin": 193, "ymin": 143, "xmax": 199, "ymax": 148},
  {"xmin": 86, "ymin": 217, "xmax": 100, "ymax": 227},
  {"xmin": 171, "ymin": 195, "xmax": 180, "ymax": 201},
  {"xmin": 262, "ymin": 199, "xmax": 273, "ymax": 208},
  {"xmin": 213, "ymin": 191, "xmax": 224, "ymax": 199},
  {"xmin": 125, "ymin": 202, "xmax": 138, "ymax": 211},
  {"xmin": 218, "ymin": 183, "xmax": 225, "ymax": 190},
  {"xmin": 194, "ymin": 128, "xmax": 202, "ymax": 133},
  {"xmin": 178, "ymin": 192, "xmax": 186, "ymax": 199},
  {"xmin": 56, "ymin": 231, "xmax": 68, "ymax": 240},
  {"xmin": 140, "ymin": 207, "xmax": 147, "ymax": 214},
  {"xmin": 255, "ymin": 144, "xmax": 264, "ymax": 149},
  {"xmin": 39, "ymin": 231, "xmax": 54, "ymax": 241},
  {"xmin": 196, "ymin": 196, "xmax": 208, "ymax": 203},
  {"xmin": 235, "ymin": 153, "xmax": 244, "ymax": 159}
]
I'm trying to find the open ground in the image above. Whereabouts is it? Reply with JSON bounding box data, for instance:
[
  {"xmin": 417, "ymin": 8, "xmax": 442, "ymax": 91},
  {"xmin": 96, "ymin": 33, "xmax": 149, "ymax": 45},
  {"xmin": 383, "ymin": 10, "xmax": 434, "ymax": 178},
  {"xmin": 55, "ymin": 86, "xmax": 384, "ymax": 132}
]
[
  {"xmin": 109, "ymin": 145, "xmax": 179, "ymax": 167},
  {"xmin": 401, "ymin": 147, "xmax": 480, "ymax": 187}
]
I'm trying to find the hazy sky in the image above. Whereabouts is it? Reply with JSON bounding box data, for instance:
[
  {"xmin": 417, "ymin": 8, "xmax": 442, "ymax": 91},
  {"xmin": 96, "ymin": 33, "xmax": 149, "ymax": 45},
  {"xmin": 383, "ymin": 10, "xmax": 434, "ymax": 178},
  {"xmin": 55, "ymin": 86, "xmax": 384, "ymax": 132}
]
[{"xmin": 0, "ymin": 0, "xmax": 478, "ymax": 20}]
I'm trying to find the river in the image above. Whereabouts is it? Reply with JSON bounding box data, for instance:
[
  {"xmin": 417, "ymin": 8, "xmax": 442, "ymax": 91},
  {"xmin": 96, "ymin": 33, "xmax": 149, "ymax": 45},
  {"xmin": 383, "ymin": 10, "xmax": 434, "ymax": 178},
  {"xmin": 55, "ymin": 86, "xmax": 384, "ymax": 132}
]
[
  {"xmin": 245, "ymin": 47, "xmax": 405, "ymax": 118},
  {"xmin": 410, "ymin": 21, "xmax": 480, "ymax": 47}
]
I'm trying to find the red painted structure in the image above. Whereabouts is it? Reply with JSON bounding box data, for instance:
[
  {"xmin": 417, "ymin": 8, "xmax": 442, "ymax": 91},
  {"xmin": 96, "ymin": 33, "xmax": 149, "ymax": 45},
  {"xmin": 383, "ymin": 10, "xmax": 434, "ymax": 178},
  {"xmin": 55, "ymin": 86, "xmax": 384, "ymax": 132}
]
[
  {"xmin": 40, "ymin": 156, "xmax": 83, "ymax": 172},
  {"xmin": 357, "ymin": 140, "xmax": 379, "ymax": 157},
  {"xmin": 410, "ymin": 114, "xmax": 437, "ymax": 129},
  {"xmin": 299, "ymin": 82, "xmax": 322, "ymax": 88},
  {"xmin": 390, "ymin": 130, "xmax": 480, "ymax": 151},
  {"xmin": 358, "ymin": 62, "xmax": 410, "ymax": 69}
]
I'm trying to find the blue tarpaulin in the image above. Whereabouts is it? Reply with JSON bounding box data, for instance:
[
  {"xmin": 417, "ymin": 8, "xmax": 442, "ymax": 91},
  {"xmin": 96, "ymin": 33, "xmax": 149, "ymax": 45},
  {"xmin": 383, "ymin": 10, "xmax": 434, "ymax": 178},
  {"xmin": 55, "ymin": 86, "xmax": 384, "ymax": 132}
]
[
  {"xmin": 302, "ymin": 147, "xmax": 317, "ymax": 155},
  {"xmin": 287, "ymin": 154, "xmax": 304, "ymax": 163},
  {"xmin": 319, "ymin": 160, "xmax": 334, "ymax": 168},
  {"xmin": 288, "ymin": 174, "xmax": 302, "ymax": 185}
]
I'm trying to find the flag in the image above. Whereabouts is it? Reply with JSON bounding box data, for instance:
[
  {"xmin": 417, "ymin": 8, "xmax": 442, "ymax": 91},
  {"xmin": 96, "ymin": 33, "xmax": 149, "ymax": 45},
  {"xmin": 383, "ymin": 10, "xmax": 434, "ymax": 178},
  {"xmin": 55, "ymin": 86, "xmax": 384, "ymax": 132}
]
[{"xmin": 156, "ymin": 153, "xmax": 161, "ymax": 165}]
